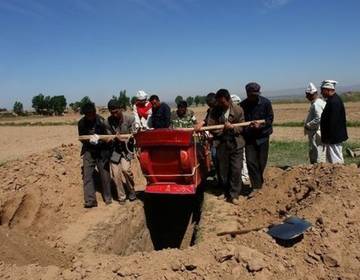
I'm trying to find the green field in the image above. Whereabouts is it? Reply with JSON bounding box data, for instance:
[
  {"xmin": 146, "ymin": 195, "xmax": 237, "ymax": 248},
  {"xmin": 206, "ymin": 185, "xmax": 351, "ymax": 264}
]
[{"xmin": 268, "ymin": 140, "xmax": 360, "ymax": 167}]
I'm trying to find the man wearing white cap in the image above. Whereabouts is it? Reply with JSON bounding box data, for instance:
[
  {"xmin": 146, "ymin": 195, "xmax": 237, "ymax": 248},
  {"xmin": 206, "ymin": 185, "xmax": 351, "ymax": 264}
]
[
  {"xmin": 320, "ymin": 80, "xmax": 348, "ymax": 163},
  {"xmin": 133, "ymin": 90, "xmax": 152, "ymax": 129},
  {"xmin": 304, "ymin": 82, "xmax": 326, "ymax": 164}
]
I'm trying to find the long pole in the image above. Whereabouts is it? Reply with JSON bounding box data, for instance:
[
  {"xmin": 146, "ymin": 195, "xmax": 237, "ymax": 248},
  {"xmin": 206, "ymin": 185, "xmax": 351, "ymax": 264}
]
[{"xmin": 78, "ymin": 119, "xmax": 265, "ymax": 141}]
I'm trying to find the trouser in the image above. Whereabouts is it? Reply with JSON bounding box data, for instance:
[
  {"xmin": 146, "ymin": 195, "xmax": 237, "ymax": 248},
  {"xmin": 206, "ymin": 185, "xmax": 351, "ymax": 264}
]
[
  {"xmin": 216, "ymin": 143, "xmax": 243, "ymax": 199},
  {"xmin": 241, "ymin": 150, "xmax": 250, "ymax": 185},
  {"xmin": 308, "ymin": 133, "xmax": 326, "ymax": 164},
  {"xmin": 82, "ymin": 151, "xmax": 112, "ymax": 204},
  {"xmin": 325, "ymin": 143, "xmax": 344, "ymax": 164},
  {"xmin": 245, "ymin": 139, "xmax": 269, "ymax": 189},
  {"xmin": 110, "ymin": 158, "xmax": 135, "ymax": 200}
]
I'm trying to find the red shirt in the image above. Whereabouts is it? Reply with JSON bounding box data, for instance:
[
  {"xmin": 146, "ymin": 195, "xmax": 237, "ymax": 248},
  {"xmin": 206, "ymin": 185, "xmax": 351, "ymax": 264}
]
[{"xmin": 135, "ymin": 101, "xmax": 152, "ymax": 119}]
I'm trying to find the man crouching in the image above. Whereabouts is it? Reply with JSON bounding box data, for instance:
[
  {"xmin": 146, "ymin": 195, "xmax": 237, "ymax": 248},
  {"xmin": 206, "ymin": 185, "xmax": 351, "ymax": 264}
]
[
  {"xmin": 106, "ymin": 99, "xmax": 136, "ymax": 204},
  {"xmin": 207, "ymin": 89, "xmax": 245, "ymax": 205}
]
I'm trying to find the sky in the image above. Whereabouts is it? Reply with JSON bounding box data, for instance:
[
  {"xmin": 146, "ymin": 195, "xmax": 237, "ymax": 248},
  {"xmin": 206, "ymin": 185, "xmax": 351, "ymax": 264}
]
[{"xmin": 1, "ymin": 0, "xmax": 360, "ymax": 109}]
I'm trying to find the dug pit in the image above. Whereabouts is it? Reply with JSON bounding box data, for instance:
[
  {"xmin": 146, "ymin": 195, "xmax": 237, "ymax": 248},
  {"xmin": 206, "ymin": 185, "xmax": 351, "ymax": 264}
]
[{"xmin": 73, "ymin": 193, "xmax": 204, "ymax": 256}]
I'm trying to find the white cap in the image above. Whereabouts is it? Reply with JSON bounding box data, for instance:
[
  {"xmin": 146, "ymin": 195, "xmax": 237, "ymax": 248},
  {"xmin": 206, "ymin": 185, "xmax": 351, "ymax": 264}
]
[
  {"xmin": 321, "ymin": 80, "xmax": 338, "ymax": 90},
  {"xmin": 136, "ymin": 90, "xmax": 148, "ymax": 101},
  {"xmin": 305, "ymin": 82, "xmax": 317, "ymax": 94},
  {"xmin": 231, "ymin": 94, "xmax": 241, "ymax": 104}
]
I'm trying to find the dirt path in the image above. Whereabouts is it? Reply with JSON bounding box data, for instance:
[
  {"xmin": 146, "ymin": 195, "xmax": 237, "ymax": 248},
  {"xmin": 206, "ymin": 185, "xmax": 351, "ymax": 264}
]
[{"xmin": 0, "ymin": 126, "xmax": 78, "ymax": 162}]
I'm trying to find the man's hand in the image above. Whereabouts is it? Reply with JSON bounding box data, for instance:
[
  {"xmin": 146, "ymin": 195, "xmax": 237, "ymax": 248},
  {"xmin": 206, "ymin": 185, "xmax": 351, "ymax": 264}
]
[
  {"xmin": 224, "ymin": 122, "xmax": 234, "ymax": 130},
  {"xmin": 115, "ymin": 133, "xmax": 125, "ymax": 142},
  {"xmin": 250, "ymin": 121, "xmax": 261, "ymax": 129},
  {"xmin": 89, "ymin": 134, "xmax": 100, "ymax": 145},
  {"xmin": 194, "ymin": 121, "xmax": 205, "ymax": 132}
]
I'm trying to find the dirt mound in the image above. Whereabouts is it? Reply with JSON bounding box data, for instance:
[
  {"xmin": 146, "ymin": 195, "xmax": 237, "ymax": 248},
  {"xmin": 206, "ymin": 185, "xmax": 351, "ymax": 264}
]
[{"xmin": 0, "ymin": 145, "xmax": 360, "ymax": 279}]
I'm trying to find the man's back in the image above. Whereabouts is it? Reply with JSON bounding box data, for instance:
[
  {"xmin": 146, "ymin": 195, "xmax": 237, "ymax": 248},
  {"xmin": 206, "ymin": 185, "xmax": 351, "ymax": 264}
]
[
  {"xmin": 151, "ymin": 102, "xmax": 171, "ymax": 129},
  {"xmin": 321, "ymin": 93, "xmax": 348, "ymax": 144}
]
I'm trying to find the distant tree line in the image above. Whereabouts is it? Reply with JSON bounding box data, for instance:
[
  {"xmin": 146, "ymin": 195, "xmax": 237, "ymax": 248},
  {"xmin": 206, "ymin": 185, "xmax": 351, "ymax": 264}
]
[
  {"xmin": 9, "ymin": 90, "xmax": 214, "ymax": 117},
  {"xmin": 32, "ymin": 94, "xmax": 67, "ymax": 115},
  {"xmin": 175, "ymin": 95, "xmax": 207, "ymax": 106}
]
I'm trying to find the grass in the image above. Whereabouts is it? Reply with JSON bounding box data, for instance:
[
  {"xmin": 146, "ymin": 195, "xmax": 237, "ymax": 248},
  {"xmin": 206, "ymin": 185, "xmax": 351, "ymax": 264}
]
[
  {"xmin": 269, "ymin": 140, "xmax": 360, "ymax": 167},
  {"xmin": 274, "ymin": 121, "xmax": 360, "ymax": 128}
]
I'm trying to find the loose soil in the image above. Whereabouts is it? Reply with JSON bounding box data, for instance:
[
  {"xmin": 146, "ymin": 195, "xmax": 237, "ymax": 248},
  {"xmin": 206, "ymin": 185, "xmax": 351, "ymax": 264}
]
[{"xmin": 1, "ymin": 144, "xmax": 360, "ymax": 279}]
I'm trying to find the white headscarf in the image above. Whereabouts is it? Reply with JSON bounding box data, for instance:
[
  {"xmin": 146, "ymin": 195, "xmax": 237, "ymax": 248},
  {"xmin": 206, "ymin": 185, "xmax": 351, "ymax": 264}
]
[{"xmin": 136, "ymin": 90, "xmax": 148, "ymax": 101}]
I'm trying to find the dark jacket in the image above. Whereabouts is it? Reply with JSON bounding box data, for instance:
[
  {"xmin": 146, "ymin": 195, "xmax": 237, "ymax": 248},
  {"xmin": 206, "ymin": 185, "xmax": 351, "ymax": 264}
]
[
  {"xmin": 151, "ymin": 102, "xmax": 171, "ymax": 129},
  {"xmin": 241, "ymin": 96, "xmax": 274, "ymax": 145},
  {"xmin": 207, "ymin": 103, "xmax": 245, "ymax": 149},
  {"xmin": 106, "ymin": 114, "xmax": 135, "ymax": 157},
  {"xmin": 320, "ymin": 93, "xmax": 348, "ymax": 144},
  {"xmin": 78, "ymin": 115, "xmax": 110, "ymax": 156}
]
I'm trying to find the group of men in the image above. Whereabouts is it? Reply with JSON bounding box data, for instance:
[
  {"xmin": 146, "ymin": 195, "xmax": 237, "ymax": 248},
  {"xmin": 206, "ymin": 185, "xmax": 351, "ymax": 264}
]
[
  {"xmin": 77, "ymin": 92, "xmax": 198, "ymax": 208},
  {"xmin": 304, "ymin": 80, "xmax": 348, "ymax": 164},
  {"xmin": 78, "ymin": 79, "xmax": 348, "ymax": 207}
]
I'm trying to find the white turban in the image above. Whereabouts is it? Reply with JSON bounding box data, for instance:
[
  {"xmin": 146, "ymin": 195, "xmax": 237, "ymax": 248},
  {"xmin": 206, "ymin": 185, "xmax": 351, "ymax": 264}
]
[
  {"xmin": 305, "ymin": 82, "xmax": 317, "ymax": 94},
  {"xmin": 136, "ymin": 90, "xmax": 148, "ymax": 101},
  {"xmin": 231, "ymin": 94, "xmax": 241, "ymax": 104},
  {"xmin": 321, "ymin": 80, "xmax": 338, "ymax": 90}
]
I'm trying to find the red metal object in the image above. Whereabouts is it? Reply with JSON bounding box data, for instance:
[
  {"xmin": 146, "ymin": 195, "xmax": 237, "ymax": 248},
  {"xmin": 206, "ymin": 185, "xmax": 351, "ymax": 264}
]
[{"xmin": 135, "ymin": 129, "xmax": 210, "ymax": 195}]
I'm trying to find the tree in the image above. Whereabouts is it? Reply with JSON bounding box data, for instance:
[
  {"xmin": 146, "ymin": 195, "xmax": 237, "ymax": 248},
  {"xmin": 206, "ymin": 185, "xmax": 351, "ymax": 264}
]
[
  {"xmin": 32, "ymin": 94, "xmax": 46, "ymax": 114},
  {"xmin": 50, "ymin": 95, "xmax": 67, "ymax": 115},
  {"xmin": 175, "ymin": 95, "xmax": 183, "ymax": 105},
  {"xmin": 13, "ymin": 101, "xmax": 24, "ymax": 115},
  {"xmin": 131, "ymin": 96, "xmax": 137, "ymax": 106},
  {"xmin": 112, "ymin": 90, "xmax": 130, "ymax": 109},
  {"xmin": 200, "ymin": 96, "xmax": 206, "ymax": 106},
  {"xmin": 194, "ymin": 95, "xmax": 201, "ymax": 107},
  {"xmin": 69, "ymin": 96, "xmax": 92, "ymax": 113},
  {"xmin": 186, "ymin": 96, "xmax": 194, "ymax": 107}
]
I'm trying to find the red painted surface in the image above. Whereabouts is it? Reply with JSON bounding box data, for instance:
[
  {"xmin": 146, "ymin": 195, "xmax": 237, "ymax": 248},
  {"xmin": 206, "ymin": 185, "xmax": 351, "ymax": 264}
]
[{"xmin": 135, "ymin": 129, "xmax": 209, "ymax": 195}]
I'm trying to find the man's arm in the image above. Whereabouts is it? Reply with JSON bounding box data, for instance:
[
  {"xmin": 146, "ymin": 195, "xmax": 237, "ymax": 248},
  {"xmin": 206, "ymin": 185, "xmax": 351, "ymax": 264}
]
[{"xmin": 306, "ymin": 103, "xmax": 322, "ymax": 130}]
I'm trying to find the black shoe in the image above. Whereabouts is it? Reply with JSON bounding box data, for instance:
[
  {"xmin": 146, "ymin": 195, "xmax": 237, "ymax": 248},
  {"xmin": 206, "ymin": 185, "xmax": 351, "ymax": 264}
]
[
  {"xmin": 118, "ymin": 198, "xmax": 126, "ymax": 205},
  {"xmin": 105, "ymin": 200, "xmax": 112, "ymax": 205},
  {"xmin": 84, "ymin": 202, "xmax": 98, "ymax": 208},
  {"xmin": 128, "ymin": 191, "xmax": 137, "ymax": 201}
]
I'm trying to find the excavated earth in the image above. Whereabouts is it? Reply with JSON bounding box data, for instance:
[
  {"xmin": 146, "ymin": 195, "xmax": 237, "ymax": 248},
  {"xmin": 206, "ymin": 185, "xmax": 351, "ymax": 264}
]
[{"xmin": 0, "ymin": 144, "xmax": 360, "ymax": 279}]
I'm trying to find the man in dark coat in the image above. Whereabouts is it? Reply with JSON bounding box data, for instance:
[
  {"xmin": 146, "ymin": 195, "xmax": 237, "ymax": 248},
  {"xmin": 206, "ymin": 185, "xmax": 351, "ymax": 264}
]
[
  {"xmin": 241, "ymin": 82, "xmax": 274, "ymax": 190},
  {"xmin": 78, "ymin": 102, "xmax": 112, "ymax": 208},
  {"xmin": 207, "ymin": 89, "xmax": 245, "ymax": 204},
  {"xmin": 149, "ymin": 95, "xmax": 171, "ymax": 129},
  {"xmin": 320, "ymin": 80, "xmax": 348, "ymax": 163}
]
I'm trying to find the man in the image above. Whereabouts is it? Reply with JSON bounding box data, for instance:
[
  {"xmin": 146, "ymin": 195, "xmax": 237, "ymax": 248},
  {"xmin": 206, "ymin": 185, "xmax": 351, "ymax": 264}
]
[
  {"xmin": 241, "ymin": 82, "xmax": 274, "ymax": 190},
  {"xmin": 149, "ymin": 95, "xmax": 171, "ymax": 128},
  {"xmin": 207, "ymin": 89, "xmax": 245, "ymax": 204},
  {"xmin": 194, "ymin": 92, "xmax": 216, "ymax": 130},
  {"xmin": 78, "ymin": 102, "xmax": 112, "ymax": 208},
  {"xmin": 320, "ymin": 80, "xmax": 348, "ymax": 163},
  {"xmin": 133, "ymin": 90, "xmax": 152, "ymax": 129},
  {"xmin": 106, "ymin": 99, "xmax": 136, "ymax": 204},
  {"xmin": 170, "ymin": 100, "xmax": 197, "ymax": 128},
  {"xmin": 231, "ymin": 94, "xmax": 250, "ymax": 186},
  {"xmin": 304, "ymin": 82, "xmax": 326, "ymax": 164}
]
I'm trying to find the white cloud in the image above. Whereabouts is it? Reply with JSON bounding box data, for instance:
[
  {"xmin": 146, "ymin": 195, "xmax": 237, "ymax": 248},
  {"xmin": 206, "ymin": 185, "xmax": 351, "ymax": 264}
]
[{"xmin": 263, "ymin": 0, "xmax": 292, "ymax": 9}]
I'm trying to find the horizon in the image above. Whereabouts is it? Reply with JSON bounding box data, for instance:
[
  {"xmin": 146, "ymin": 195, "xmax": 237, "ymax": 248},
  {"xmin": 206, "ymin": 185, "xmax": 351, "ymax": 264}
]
[{"xmin": 1, "ymin": 0, "xmax": 360, "ymax": 109}]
